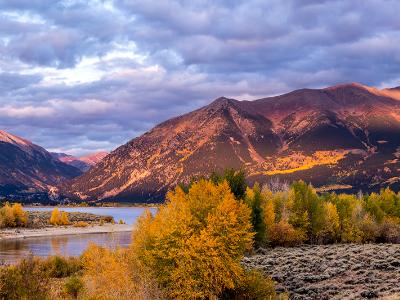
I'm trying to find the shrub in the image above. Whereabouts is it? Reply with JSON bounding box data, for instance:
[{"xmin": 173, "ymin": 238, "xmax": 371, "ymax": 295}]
[
  {"xmin": 73, "ymin": 221, "xmax": 89, "ymax": 227},
  {"xmin": 102, "ymin": 216, "xmax": 114, "ymax": 223},
  {"xmin": 221, "ymin": 269, "xmax": 276, "ymax": 300},
  {"xmin": 0, "ymin": 256, "xmax": 50, "ymax": 300},
  {"xmin": 378, "ymin": 217, "xmax": 400, "ymax": 243},
  {"xmin": 268, "ymin": 220, "xmax": 306, "ymax": 246},
  {"xmin": 0, "ymin": 255, "xmax": 82, "ymax": 300},
  {"xmin": 64, "ymin": 275, "xmax": 84, "ymax": 299},
  {"xmin": 81, "ymin": 244, "xmax": 164, "ymax": 300},
  {"xmin": 43, "ymin": 256, "xmax": 82, "ymax": 278}
]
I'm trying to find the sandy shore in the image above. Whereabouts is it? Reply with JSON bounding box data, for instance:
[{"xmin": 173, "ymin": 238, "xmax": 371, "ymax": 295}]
[{"xmin": 0, "ymin": 224, "xmax": 133, "ymax": 240}]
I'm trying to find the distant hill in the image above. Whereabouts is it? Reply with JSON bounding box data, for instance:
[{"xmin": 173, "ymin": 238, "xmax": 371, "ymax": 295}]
[
  {"xmin": 65, "ymin": 83, "xmax": 400, "ymax": 202},
  {"xmin": 0, "ymin": 130, "xmax": 82, "ymax": 202},
  {"xmin": 51, "ymin": 152, "xmax": 108, "ymax": 172}
]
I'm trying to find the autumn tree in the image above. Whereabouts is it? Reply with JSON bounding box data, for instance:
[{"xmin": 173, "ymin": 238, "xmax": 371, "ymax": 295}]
[
  {"xmin": 314, "ymin": 202, "xmax": 340, "ymax": 243},
  {"xmin": 49, "ymin": 208, "xmax": 61, "ymax": 225},
  {"xmin": 130, "ymin": 179, "xmax": 260, "ymax": 299},
  {"xmin": 0, "ymin": 203, "xmax": 28, "ymax": 228},
  {"xmin": 60, "ymin": 212, "xmax": 70, "ymax": 225}
]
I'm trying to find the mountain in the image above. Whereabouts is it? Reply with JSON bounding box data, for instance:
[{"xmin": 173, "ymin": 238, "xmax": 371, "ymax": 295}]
[
  {"xmin": 0, "ymin": 130, "xmax": 82, "ymax": 202},
  {"xmin": 66, "ymin": 83, "xmax": 400, "ymax": 202},
  {"xmin": 52, "ymin": 152, "xmax": 108, "ymax": 172}
]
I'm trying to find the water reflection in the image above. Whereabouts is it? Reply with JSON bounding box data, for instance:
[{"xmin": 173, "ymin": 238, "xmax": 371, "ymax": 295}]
[
  {"xmin": 0, "ymin": 207, "xmax": 154, "ymax": 264},
  {"xmin": 0, "ymin": 231, "xmax": 131, "ymax": 264}
]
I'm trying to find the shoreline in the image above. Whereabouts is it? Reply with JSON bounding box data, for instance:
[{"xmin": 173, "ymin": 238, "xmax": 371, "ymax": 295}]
[
  {"xmin": 0, "ymin": 223, "xmax": 133, "ymax": 240},
  {"xmin": 23, "ymin": 204, "xmax": 160, "ymax": 209}
]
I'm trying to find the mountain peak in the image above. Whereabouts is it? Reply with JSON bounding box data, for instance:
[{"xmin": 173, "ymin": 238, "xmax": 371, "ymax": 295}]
[
  {"xmin": 209, "ymin": 97, "xmax": 235, "ymax": 107},
  {"xmin": 0, "ymin": 131, "xmax": 82, "ymax": 200},
  {"xmin": 0, "ymin": 130, "xmax": 41, "ymax": 156},
  {"xmin": 63, "ymin": 82, "xmax": 400, "ymax": 202},
  {"xmin": 52, "ymin": 151, "xmax": 108, "ymax": 172},
  {"xmin": 325, "ymin": 82, "xmax": 369, "ymax": 91},
  {"xmin": 0, "ymin": 130, "xmax": 32, "ymax": 147}
]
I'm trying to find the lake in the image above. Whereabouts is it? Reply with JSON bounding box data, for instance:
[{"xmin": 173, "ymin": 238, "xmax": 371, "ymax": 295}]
[
  {"xmin": 26, "ymin": 206, "xmax": 157, "ymax": 225},
  {"xmin": 0, "ymin": 206, "xmax": 157, "ymax": 264}
]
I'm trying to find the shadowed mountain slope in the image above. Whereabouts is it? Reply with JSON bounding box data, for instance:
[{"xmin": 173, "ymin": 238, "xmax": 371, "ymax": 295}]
[
  {"xmin": 52, "ymin": 152, "xmax": 108, "ymax": 172},
  {"xmin": 0, "ymin": 130, "xmax": 82, "ymax": 201}
]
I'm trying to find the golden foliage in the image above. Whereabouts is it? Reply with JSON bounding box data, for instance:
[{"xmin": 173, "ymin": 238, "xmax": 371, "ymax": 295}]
[
  {"xmin": 263, "ymin": 200, "xmax": 275, "ymax": 229},
  {"xmin": 73, "ymin": 221, "xmax": 89, "ymax": 227},
  {"xmin": 257, "ymin": 182, "xmax": 400, "ymax": 245},
  {"xmin": 314, "ymin": 202, "xmax": 340, "ymax": 243},
  {"xmin": 0, "ymin": 202, "xmax": 28, "ymax": 228},
  {"xmin": 265, "ymin": 150, "xmax": 347, "ymax": 175},
  {"xmin": 268, "ymin": 220, "xmax": 306, "ymax": 246},
  {"xmin": 50, "ymin": 208, "xmax": 61, "ymax": 225},
  {"xmin": 131, "ymin": 180, "xmax": 254, "ymax": 299},
  {"xmin": 49, "ymin": 209, "xmax": 70, "ymax": 226},
  {"xmin": 81, "ymin": 244, "xmax": 138, "ymax": 300},
  {"xmin": 60, "ymin": 212, "xmax": 70, "ymax": 225}
]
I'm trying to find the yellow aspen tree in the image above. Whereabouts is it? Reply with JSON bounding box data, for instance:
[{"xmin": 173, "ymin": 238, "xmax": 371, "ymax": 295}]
[
  {"xmin": 50, "ymin": 208, "xmax": 61, "ymax": 225},
  {"xmin": 60, "ymin": 212, "xmax": 70, "ymax": 225},
  {"xmin": 11, "ymin": 203, "xmax": 28, "ymax": 226},
  {"xmin": 1, "ymin": 203, "xmax": 16, "ymax": 227},
  {"xmin": 263, "ymin": 199, "xmax": 275, "ymax": 242},
  {"xmin": 131, "ymin": 180, "xmax": 255, "ymax": 299}
]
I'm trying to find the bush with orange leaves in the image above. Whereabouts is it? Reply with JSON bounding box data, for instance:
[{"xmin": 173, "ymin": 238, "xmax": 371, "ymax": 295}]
[
  {"xmin": 81, "ymin": 244, "xmax": 164, "ymax": 300},
  {"xmin": 49, "ymin": 208, "xmax": 70, "ymax": 226},
  {"xmin": 0, "ymin": 202, "xmax": 28, "ymax": 228},
  {"xmin": 130, "ymin": 179, "xmax": 273, "ymax": 299}
]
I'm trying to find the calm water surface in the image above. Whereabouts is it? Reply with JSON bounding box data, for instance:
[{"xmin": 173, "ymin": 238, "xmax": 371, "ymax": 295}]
[
  {"xmin": 26, "ymin": 206, "xmax": 157, "ymax": 225},
  {"xmin": 0, "ymin": 207, "xmax": 157, "ymax": 264}
]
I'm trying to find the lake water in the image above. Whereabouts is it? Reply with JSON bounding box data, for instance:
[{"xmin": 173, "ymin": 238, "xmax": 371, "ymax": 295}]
[
  {"xmin": 0, "ymin": 207, "xmax": 157, "ymax": 264},
  {"xmin": 26, "ymin": 206, "xmax": 157, "ymax": 225}
]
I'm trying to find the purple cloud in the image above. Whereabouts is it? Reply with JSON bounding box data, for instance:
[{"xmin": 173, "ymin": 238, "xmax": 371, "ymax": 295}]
[{"xmin": 0, "ymin": 0, "xmax": 399, "ymax": 155}]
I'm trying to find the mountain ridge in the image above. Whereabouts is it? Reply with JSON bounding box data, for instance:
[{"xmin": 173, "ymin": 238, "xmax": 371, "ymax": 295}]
[
  {"xmin": 52, "ymin": 151, "xmax": 108, "ymax": 172},
  {"xmin": 0, "ymin": 130, "xmax": 82, "ymax": 202},
  {"xmin": 65, "ymin": 82, "xmax": 400, "ymax": 202}
]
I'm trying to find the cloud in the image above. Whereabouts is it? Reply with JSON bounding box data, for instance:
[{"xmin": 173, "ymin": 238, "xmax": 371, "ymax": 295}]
[
  {"xmin": 0, "ymin": 72, "xmax": 42, "ymax": 92},
  {"xmin": 0, "ymin": 0, "xmax": 399, "ymax": 155},
  {"xmin": 0, "ymin": 105, "xmax": 54, "ymax": 118}
]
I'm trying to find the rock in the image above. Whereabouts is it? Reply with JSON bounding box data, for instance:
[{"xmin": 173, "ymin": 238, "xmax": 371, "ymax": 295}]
[{"xmin": 360, "ymin": 290, "xmax": 378, "ymax": 298}]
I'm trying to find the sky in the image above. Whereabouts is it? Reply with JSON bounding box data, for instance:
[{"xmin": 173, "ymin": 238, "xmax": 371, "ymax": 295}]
[{"xmin": 0, "ymin": 0, "xmax": 399, "ymax": 156}]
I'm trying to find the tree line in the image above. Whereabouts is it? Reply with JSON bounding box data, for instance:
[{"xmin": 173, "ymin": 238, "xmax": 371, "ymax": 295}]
[{"xmin": 0, "ymin": 170, "xmax": 399, "ymax": 299}]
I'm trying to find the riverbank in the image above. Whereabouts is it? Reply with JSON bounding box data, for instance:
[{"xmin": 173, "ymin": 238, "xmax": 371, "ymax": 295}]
[{"xmin": 0, "ymin": 223, "xmax": 132, "ymax": 240}]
